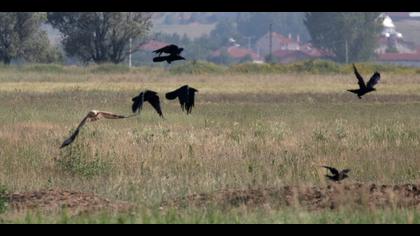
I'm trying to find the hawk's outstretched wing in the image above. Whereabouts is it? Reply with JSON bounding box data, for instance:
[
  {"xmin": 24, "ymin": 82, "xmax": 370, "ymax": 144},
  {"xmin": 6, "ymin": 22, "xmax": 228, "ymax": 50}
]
[
  {"xmin": 60, "ymin": 110, "xmax": 127, "ymax": 149},
  {"xmin": 60, "ymin": 128, "xmax": 80, "ymax": 149},
  {"xmin": 97, "ymin": 111, "xmax": 127, "ymax": 119}
]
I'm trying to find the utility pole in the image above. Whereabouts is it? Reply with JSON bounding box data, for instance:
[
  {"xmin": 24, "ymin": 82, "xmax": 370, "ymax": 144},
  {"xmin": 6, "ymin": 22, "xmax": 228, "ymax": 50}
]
[
  {"xmin": 129, "ymin": 37, "xmax": 132, "ymax": 68},
  {"xmin": 345, "ymin": 39, "xmax": 349, "ymax": 64},
  {"xmin": 269, "ymin": 23, "xmax": 273, "ymax": 62},
  {"xmin": 245, "ymin": 36, "xmax": 253, "ymax": 50}
]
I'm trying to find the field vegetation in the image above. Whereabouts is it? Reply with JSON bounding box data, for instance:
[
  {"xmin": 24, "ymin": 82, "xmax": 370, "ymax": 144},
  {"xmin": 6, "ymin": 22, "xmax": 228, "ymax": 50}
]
[{"xmin": 1, "ymin": 62, "xmax": 420, "ymax": 223}]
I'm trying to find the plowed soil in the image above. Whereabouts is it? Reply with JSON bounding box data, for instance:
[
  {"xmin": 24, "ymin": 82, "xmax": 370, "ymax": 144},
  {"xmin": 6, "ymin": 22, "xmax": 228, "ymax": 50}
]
[
  {"xmin": 162, "ymin": 183, "xmax": 420, "ymax": 210},
  {"xmin": 6, "ymin": 189, "xmax": 134, "ymax": 216}
]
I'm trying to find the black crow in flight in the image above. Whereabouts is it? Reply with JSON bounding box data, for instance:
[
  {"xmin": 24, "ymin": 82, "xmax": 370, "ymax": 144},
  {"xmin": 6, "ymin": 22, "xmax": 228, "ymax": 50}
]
[
  {"xmin": 347, "ymin": 64, "xmax": 380, "ymax": 99},
  {"xmin": 322, "ymin": 166, "xmax": 351, "ymax": 182},
  {"xmin": 132, "ymin": 90, "xmax": 163, "ymax": 117},
  {"xmin": 165, "ymin": 85, "xmax": 198, "ymax": 114},
  {"xmin": 60, "ymin": 110, "xmax": 127, "ymax": 148},
  {"xmin": 153, "ymin": 44, "xmax": 184, "ymax": 56}
]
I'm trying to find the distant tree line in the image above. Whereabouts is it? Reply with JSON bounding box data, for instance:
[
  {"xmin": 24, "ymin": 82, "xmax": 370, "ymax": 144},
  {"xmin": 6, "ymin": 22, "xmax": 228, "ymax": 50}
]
[
  {"xmin": 0, "ymin": 12, "xmax": 384, "ymax": 65},
  {"xmin": 150, "ymin": 12, "xmax": 384, "ymax": 65},
  {"xmin": 305, "ymin": 12, "xmax": 383, "ymax": 63}
]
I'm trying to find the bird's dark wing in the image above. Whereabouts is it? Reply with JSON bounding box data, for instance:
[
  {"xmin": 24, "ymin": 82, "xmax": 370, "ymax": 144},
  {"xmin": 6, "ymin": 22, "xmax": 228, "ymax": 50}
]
[
  {"xmin": 153, "ymin": 56, "xmax": 169, "ymax": 63},
  {"xmin": 367, "ymin": 72, "xmax": 380, "ymax": 89},
  {"xmin": 153, "ymin": 44, "xmax": 178, "ymax": 54},
  {"xmin": 167, "ymin": 55, "xmax": 185, "ymax": 63},
  {"xmin": 165, "ymin": 87, "xmax": 181, "ymax": 100},
  {"xmin": 132, "ymin": 93, "xmax": 144, "ymax": 113},
  {"xmin": 60, "ymin": 128, "xmax": 80, "ymax": 148},
  {"xmin": 353, "ymin": 64, "xmax": 366, "ymax": 90},
  {"xmin": 152, "ymin": 45, "xmax": 169, "ymax": 54},
  {"xmin": 186, "ymin": 87, "xmax": 197, "ymax": 113},
  {"xmin": 154, "ymin": 55, "xmax": 185, "ymax": 64},
  {"xmin": 178, "ymin": 86, "xmax": 189, "ymax": 110},
  {"xmin": 145, "ymin": 91, "xmax": 163, "ymax": 117},
  {"xmin": 322, "ymin": 166, "xmax": 339, "ymax": 176},
  {"xmin": 341, "ymin": 169, "xmax": 351, "ymax": 174},
  {"xmin": 166, "ymin": 85, "xmax": 188, "ymax": 110}
]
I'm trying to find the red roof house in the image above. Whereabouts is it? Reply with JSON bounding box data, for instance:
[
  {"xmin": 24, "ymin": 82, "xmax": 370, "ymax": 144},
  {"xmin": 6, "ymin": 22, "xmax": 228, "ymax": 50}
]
[
  {"xmin": 377, "ymin": 52, "xmax": 420, "ymax": 62},
  {"xmin": 211, "ymin": 46, "xmax": 261, "ymax": 61},
  {"xmin": 377, "ymin": 49, "xmax": 420, "ymax": 66},
  {"xmin": 255, "ymin": 32, "xmax": 301, "ymax": 57}
]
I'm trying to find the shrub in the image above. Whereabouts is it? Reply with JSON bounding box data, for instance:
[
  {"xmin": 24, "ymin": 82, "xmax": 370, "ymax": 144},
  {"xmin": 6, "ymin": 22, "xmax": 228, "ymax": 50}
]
[
  {"xmin": 21, "ymin": 64, "xmax": 65, "ymax": 73},
  {"xmin": 227, "ymin": 63, "xmax": 287, "ymax": 74},
  {"xmin": 290, "ymin": 59, "xmax": 342, "ymax": 74},
  {"xmin": 57, "ymin": 134, "xmax": 112, "ymax": 178},
  {"xmin": 89, "ymin": 63, "xmax": 131, "ymax": 74}
]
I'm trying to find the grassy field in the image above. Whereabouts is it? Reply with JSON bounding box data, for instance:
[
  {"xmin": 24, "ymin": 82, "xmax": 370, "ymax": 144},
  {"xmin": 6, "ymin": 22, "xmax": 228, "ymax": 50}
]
[{"xmin": 1, "ymin": 65, "xmax": 420, "ymax": 223}]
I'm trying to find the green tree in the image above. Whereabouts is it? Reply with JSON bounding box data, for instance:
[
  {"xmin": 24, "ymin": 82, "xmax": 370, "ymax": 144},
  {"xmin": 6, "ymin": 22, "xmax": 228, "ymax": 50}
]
[
  {"xmin": 210, "ymin": 20, "xmax": 242, "ymax": 47},
  {"xmin": 304, "ymin": 12, "xmax": 383, "ymax": 63},
  {"xmin": 239, "ymin": 54, "xmax": 254, "ymax": 64},
  {"xmin": 208, "ymin": 49, "xmax": 234, "ymax": 65},
  {"xmin": 0, "ymin": 12, "xmax": 50, "ymax": 64},
  {"xmin": 47, "ymin": 12, "xmax": 152, "ymax": 64},
  {"xmin": 22, "ymin": 30, "xmax": 64, "ymax": 63}
]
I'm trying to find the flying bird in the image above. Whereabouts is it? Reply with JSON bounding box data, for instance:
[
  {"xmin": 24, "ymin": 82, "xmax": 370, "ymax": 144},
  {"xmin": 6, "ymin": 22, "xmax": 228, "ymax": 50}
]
[
  {"xmin": 153, "ymin": 44, "xmax": 184, "ymax": 56},
  {"xmin": 153, "ymin": 54, "xmax": 186, "ymax": 64},
  {"xmin": 322, "ymin": 166, "xmax": 351, "ymax": 182},
  {"xmin": 60, "ymin": 110, "xmax": 127, "ymax": 149},
  {"xmin": 132, "ymin": 90, "xmax": 163, "ymax": 117},
  {"xmin": 165, "ymin": 85, "xmax": 198, "ymax": 114},
  {"xmin": 347, "ymin": 64, "xmax": 381, "ymax": 99}
]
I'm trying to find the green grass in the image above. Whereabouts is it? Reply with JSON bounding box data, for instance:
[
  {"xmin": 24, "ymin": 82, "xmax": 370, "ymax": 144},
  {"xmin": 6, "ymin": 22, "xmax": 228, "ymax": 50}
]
[
  {"xmin": 1, "ymin": 64, "xmax": 420, "ymax": 223},
  {"xmin": 0, "ymin": 60, "xmax": 417, "ymax": 79},
  {"xmin": 4, "ymin": 207, "xmax": 420, "ymax": 224}
]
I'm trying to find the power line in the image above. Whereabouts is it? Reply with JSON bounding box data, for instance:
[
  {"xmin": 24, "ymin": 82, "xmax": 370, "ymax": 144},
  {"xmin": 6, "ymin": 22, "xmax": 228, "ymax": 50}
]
[{"xmin": 269, "ymin": 23, "xmax": 272, "ymax": 62}]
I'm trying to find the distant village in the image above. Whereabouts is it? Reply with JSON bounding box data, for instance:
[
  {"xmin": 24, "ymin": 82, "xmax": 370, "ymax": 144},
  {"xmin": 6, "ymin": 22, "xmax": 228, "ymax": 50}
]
[{"xmin": 141, "ymin": 13, "xmax": 420, "ymax": 66}]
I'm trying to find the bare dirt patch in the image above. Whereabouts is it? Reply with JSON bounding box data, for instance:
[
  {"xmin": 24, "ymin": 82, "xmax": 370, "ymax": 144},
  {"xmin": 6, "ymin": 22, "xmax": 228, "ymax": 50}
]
[
  {"xmin": 162, "ymin": 183, "xmax": 420, "ymax": 211},
  {"xmin": 7, "ymin": 189, "xmax": 134, "ymax": 216}
]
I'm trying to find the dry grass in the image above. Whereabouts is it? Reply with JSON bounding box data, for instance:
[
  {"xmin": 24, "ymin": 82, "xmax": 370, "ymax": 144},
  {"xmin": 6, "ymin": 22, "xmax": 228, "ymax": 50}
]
[{"xmin": 1, "ymin": 68, "xmax": 420, "ymax": 223}]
